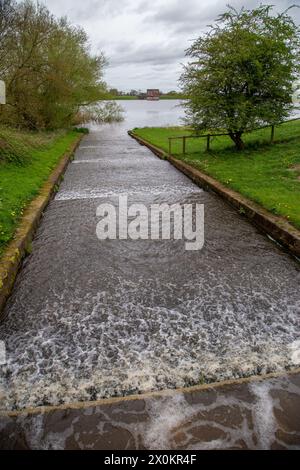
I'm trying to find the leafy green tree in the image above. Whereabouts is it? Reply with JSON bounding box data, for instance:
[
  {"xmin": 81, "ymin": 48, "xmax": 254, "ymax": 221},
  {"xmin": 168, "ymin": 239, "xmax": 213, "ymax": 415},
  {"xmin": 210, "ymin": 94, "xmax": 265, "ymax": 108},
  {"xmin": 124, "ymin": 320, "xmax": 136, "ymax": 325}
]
[
  {"xmin": 108, "ymin": 88, "xmax": 119, "ymax": 96},
  {"xmin": 0, "ymin": 0, "xmax": 107, "ymax": 129},
  {"xmin": 180, "ymin": 5, "xmax": 300, "ymax": 150},
  {"xmin": 0, "ymin": 0, "xmax": 15, "ymax": 65},
  {"xmin": 75, "ymin": 102, "xmax": 124, "ymax": 124},
  {"xmin": 39, "ymin": 16, "xmax": 107, "ymax": 129}
]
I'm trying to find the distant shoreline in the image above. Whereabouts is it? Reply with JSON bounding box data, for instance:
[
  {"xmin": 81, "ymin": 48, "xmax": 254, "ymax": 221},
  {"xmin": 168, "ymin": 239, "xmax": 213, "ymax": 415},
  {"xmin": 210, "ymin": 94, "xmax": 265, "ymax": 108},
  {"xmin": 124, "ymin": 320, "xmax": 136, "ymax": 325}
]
[{"xmin": 104, "ymin": 95, "xmax": 188, "ymax": 101}]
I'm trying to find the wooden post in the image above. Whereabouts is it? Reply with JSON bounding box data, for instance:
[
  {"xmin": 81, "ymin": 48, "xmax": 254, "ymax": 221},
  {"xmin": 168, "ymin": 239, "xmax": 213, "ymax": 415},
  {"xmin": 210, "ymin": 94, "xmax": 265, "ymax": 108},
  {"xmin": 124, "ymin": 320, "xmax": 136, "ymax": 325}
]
[
  {"xmin": 206, "ymin": 134, "xmax": 210, "ymax": 152},
  {"xmin": 183, "ymin": 136, "xmax": 186, "ymax": 155},
  {"xmin": 168, "ymin": 138, "xmax": 171, "ymax": 156},
  {"xmin": 271, "ymin": 125, "xmax": 275, "ymax": 143}
]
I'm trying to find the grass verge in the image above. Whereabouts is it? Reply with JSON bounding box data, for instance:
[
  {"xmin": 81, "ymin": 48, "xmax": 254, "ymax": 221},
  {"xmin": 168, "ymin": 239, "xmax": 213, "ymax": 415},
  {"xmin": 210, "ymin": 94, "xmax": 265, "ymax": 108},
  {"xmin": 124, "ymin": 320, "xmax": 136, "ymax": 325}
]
[
  {"xmin": 0, "ymin": 127, "xmax": 84, "ymax": 256},
  {"xmin": 132, "ymin": 120, "xmax": 300, "ymax": 230}
]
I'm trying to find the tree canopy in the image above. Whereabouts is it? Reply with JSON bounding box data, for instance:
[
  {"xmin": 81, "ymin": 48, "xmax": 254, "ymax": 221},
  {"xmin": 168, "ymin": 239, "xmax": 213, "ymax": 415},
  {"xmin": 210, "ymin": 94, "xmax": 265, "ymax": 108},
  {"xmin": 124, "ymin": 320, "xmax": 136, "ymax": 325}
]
[
  {"xmin": 180, "ymin": 5, "xmax": 300, "ymax": 150},
  {"xmin": 0, "ymin": 0, "xmax": 107, "ymax": 129}
]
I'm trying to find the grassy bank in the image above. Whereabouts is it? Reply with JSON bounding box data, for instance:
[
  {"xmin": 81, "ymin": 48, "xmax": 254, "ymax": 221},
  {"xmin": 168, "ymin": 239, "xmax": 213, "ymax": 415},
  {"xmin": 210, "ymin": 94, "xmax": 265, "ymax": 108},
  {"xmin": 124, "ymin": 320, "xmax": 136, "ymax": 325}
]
[
  {"xmin": 132, "ymin": 120, "xmax": 300, "ymax": 229},
  {"xmin": 160, "ymin": 94, "xmax": 188, "ymax": 100},
  {"xmin": 0, "ymin": 127, "xmax": 83, "ymax": 256}
]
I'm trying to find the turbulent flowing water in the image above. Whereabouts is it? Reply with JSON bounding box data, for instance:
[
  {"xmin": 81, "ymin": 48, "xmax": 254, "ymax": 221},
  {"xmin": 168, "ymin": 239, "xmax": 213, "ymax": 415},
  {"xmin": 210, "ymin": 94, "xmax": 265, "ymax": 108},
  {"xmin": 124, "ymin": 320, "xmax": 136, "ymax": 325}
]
[{"xmin": 0, "ymin": 100, "xmax": 299, "ymax": 411}]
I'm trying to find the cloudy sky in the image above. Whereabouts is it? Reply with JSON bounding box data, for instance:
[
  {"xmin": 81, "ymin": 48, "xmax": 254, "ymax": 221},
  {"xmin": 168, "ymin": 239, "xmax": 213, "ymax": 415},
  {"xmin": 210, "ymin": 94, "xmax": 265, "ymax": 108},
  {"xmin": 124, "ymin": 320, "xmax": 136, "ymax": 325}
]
[{"xmin": 36, "ymin": 0, "xmax": 300, "ymax": 92}]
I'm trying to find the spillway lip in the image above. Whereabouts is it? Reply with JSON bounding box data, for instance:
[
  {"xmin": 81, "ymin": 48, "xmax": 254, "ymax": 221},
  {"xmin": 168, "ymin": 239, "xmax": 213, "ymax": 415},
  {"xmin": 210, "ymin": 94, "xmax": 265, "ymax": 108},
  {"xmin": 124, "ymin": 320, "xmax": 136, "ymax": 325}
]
[{"xmin": 1, "ymin": 367, "xmax": 300, "ymax": 418}]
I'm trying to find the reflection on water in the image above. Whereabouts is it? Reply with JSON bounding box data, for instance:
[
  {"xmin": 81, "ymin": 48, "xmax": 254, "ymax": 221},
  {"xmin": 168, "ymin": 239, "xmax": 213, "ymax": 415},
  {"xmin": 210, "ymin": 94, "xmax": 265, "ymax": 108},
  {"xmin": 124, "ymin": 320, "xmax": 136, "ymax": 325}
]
[{"xmin": 91, "ymin": 99, "xmax": 185, "ymax": 131}]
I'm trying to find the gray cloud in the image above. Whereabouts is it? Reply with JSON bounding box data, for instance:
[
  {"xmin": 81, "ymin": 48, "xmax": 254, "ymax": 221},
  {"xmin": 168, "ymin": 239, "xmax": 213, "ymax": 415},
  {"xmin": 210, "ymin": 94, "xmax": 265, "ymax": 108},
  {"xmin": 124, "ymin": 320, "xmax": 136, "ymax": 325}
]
[
  {"xmin": 16, "ymin": 0, "xmax": 300, "ymax": 91},
  {"xmin": 110, "ymin": 41, "xmax": 186, "ymax": 67},
  {"xmin": 46, "ymin": 0, "xmax": 133, "ymax": 22},
  {"xmin": 144, "ymin": 0, "xmax": 300, "ymax": 33}
]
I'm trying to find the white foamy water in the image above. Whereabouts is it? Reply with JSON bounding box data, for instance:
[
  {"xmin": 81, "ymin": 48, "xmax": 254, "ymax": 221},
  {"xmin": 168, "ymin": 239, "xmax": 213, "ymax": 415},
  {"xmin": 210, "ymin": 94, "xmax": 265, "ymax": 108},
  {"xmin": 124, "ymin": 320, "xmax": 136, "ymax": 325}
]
[
  {"xmin": 0, "ymin": 100, "xmax": 299, "ymax": 411},
  {"xmin": 0, "ymin": 273, "xmax": 299, "ymax": 411},
  {"xmin": 2, "ymin": 374, "xmax": 298, "ymax": 449},
  {"xmin": 249, "ymin": 381, "xmax": 276, "ymax": 449},
  {"xmin": 55, "ymin": 184, "xmax": 202, "ymax": 201},
  {"xmin": 289, "ymin": 340, "xmax": 300, "ymax": 365}
]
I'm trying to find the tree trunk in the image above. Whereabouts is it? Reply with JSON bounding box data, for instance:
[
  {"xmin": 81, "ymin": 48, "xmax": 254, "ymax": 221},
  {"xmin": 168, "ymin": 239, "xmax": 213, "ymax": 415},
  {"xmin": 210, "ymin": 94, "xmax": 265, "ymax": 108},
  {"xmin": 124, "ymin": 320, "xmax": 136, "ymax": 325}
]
[{"xmin": 229, "ymin": 131, "xmax": 245, "ymax": 151}]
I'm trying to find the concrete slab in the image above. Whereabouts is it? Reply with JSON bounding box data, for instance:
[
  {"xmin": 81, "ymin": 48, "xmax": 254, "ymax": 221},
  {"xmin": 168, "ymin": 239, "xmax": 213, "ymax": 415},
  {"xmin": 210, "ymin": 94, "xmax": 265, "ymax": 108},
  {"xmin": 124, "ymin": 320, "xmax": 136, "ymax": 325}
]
[{"xmin": 0, "ymin": 371, "xmax": 299, "ymax": 450}]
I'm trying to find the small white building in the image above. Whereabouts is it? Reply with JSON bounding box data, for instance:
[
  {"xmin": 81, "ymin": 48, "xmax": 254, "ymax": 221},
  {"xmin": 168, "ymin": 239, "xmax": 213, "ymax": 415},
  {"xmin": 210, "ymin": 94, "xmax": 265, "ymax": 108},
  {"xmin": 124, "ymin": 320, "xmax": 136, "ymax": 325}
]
[{"xmin": 0, "ymin": 80, "xmax": 5, "ymax": 105}]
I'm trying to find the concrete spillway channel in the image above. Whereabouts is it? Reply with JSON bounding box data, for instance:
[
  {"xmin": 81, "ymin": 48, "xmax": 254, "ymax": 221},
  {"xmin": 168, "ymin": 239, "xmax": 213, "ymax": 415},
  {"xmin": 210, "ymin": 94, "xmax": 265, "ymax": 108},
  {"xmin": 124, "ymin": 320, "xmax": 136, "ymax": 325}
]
[
  {"xmin": 1, "ymin": 371, "xmax": 300, "ymax": 450},
  {"xmin": 0, "ymin": 108, "xmax": 300, "ymax": 448}
]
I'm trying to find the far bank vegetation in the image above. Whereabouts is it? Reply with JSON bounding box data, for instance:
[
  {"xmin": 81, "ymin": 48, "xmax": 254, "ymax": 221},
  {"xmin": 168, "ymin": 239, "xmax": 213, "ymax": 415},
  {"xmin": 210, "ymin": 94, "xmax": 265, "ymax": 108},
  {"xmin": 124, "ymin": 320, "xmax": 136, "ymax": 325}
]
[{"xmin": 0, "ymin": 0, "xmax": 119, "ymax": 131}]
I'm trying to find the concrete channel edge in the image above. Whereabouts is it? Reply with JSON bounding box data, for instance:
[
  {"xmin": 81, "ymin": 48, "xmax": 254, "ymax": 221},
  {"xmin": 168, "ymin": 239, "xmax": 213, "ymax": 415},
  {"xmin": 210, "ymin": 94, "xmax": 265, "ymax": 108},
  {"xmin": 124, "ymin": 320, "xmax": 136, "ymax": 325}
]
[
  {"xmin": 0, "ymin": 133, "xmax": 84, "ymax": 318},
  {"xmin": 128, "ymin": 130, "xmax": 300, "ymax": 259}
]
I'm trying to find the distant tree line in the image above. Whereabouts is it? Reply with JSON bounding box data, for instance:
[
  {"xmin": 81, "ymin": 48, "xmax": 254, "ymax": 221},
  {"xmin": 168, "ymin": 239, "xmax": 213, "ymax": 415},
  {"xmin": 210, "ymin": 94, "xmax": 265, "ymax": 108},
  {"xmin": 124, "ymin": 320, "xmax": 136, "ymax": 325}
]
[
  {"xmin": 0, "ymin": 0, "xmax": 107, "ymax": 130},
  {"xmin": 108, "ymin": 88, "xmax": 186, "ymax": 98}
]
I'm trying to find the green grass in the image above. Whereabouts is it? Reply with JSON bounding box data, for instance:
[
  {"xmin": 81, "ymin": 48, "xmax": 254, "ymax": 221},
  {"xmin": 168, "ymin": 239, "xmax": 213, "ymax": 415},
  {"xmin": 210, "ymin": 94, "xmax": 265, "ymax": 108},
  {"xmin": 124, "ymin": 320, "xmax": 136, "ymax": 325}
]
[
  {"xmin": 160, "ymin": 94, "xmax": 188, "ymax": 100},
  {"xmin": 132, "ymin": 120, "xmax": 300, "ymax": 230},
  {"xmin": 0, "ymin": 127, "xmax": 83, "ymax": 256}
]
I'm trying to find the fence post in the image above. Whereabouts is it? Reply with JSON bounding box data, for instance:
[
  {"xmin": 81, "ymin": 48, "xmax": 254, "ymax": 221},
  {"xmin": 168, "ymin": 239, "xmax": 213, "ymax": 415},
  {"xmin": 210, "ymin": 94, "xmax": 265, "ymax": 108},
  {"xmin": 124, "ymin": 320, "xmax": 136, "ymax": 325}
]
[
  {"xmin": 168, "ymin": 138, "xmax": 171, "ymax": 156},
  {"xmin": 271, "ymin": 125, "xmax": 275, "ymax": 143},
  {"xmin": 206, "ymin": 134, "xmax": 211, "ymax": 152},
  {"xmin": 183, "ymin": 136, "xmax": 186, "ymax": 155}
]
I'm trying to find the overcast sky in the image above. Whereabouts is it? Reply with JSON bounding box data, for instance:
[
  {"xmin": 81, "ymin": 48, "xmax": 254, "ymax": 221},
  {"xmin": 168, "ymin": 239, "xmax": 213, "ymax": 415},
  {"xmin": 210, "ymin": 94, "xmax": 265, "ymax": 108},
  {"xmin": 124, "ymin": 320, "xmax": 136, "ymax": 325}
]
[{"xmin": 35, "ymin": 0, "xmax": 300, "ymax": 92}]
